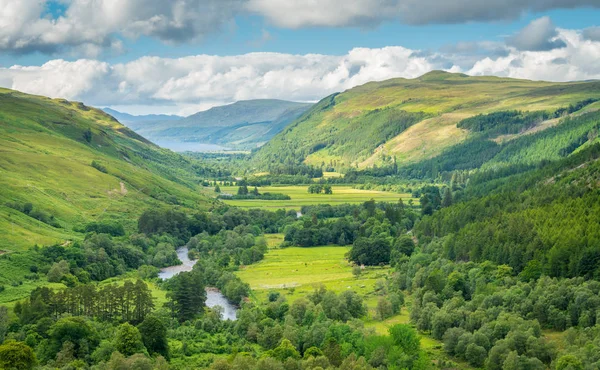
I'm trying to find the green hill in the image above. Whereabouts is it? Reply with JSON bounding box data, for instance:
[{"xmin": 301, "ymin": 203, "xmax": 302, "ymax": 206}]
[
  {"xmin": 0, "ymin": 88, "xmax": 213, "ymax": 252},
  {"xmin": 124, "ymin": 99, "xmax": 312, "ymax": 150},
  {"xmin": 251, "ymin": 71, "xmax": 600, "ymax": 172}
]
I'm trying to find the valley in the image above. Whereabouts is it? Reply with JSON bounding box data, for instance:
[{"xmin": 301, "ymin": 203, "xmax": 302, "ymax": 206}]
[{"xmin": 1, "ymin": 72, "xmax": 600, "ymax": 370}]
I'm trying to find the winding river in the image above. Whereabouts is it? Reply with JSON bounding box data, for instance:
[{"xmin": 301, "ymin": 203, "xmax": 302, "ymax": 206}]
[{"xmin": 159, "ymin": 247, "xmax": 238, "ymax": 320}]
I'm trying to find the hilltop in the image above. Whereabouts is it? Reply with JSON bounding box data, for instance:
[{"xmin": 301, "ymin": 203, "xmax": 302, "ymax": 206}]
[
  {"xmin": 0, "ymin": 88, "xmax": 213, "ymax": 251},
  {"xmin": 252, "ymin": 71, "xmax": 600, "ymax": 172},
  {"xmin": 119, "ymin": 99, "xmax": 312, "ymax": 150}
]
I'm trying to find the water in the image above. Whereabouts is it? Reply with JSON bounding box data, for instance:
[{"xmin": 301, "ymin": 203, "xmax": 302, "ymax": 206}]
[
  {"xmin": 206, "ymin": 289, "xmax": 238, "ymax": 321},
  {"xmin": 158, "ymin": 247, "xmax": 238, "ymax": 320},
  {"xmin": 158, "ymin": 247, "xmax": 196, "ymax": 280},
  {"xmin": 151, "ymin": 140, "xmax": 230, "ymax": 152}
]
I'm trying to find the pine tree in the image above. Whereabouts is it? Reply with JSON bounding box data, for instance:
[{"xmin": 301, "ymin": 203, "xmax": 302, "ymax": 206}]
[{"xmin": 442, "ymin": 188, "xmax": 453, "ymax": 208}]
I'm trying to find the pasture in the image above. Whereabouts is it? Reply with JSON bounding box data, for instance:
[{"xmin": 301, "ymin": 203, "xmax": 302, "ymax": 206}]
[
  {"xmin": 236, "ymin": 244, "xmax": 388, "ymax": 303},
  {"xmin": 218, "ymin": 185, "xmax": 411, "ymax": 210}
]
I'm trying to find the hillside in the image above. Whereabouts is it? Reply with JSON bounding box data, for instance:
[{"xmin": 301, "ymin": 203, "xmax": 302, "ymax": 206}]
[
  {"xmin": 252, "ymin": 71, "xmax": 600, "ymax": 172},
  {"xmin": 124, "ymin": 99, "xmax": 312, "ymax": 150},
  {"xmin": 0, "ymin": 88, "xmax": 213, "ymax": 251}
]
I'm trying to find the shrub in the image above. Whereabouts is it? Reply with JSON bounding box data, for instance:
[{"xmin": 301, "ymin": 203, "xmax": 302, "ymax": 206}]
[{"xmin": 91, "ymin": 160, "xmax": 108, "ymax": 173}]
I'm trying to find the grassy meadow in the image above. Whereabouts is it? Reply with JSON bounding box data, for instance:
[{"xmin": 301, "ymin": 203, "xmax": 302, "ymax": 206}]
[
  {"xmin": 236, "ymin": 241, "xmax": 407, "ymax": 335},
  {"xmin": 218, "ymin": 185, "xmax": 412, "ymax": 210}
]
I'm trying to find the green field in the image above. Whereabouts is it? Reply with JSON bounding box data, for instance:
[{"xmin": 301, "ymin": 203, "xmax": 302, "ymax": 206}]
[
  {"xmin": 236, "ymin": 245, "xmax": 381, "ymax": 300},
  {"xmin": 219, "ymin": 185, "xmax": 411, "ymax": 210}
]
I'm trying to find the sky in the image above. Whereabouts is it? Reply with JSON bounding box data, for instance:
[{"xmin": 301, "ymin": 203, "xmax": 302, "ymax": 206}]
[{"xmin": 0, "ymin": 1, "xmax": 600, "ymax": 116}]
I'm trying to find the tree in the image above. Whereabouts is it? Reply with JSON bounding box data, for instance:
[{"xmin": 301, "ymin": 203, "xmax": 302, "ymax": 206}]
[
  {"xmin": 47, "ymin": 260, "xmax": 70, "ymax": 283},
  {"xmin": 323, "ymin": 185, "xmax": 333, "ymax": 194},
  {"xmin": 441, "ymin": 188, "xmax": 453, "ymax": 207},
  {"xmin": 214, "ymin": 184, "xmax": 221, "ymax": 193},
  {"xmin": 352, "ymin": 265, "xmax": 362, "ymax": 278},
  {"xmin": 0, "ymin": 306, "xmax": 8, "ymax": 344},
  {"xmin": 376, "ymin": 297, "xmax": 393, "ymax": 320},
  {"xmin": 556, "ymin": 355, "xmax": 583, "ymax": 370},
  {"xmin": 389, "ymin": 324, "xmax": 420, "ymax": 355},
  {"xmin": 167, "ymin": 270, "xmax": 206, "ymax": 322},
  {"xmin": 348, "ymin": 236, "xmax": 391, "ymax": 266},
  {"xmin": 465, "ymin": 343, "xmax": 487, "ymax": 368},
  {"xmin": 0, "ymin": 341, "xmax": 36, "ymax": 370},
  {"xmin": 323, "ymin": 338, "xmax": 342, "ymax": 367},
  {"xmin": 138, "ymin": 315, "xmax": 169, "ymax": 359},
  {"xmin": 393, "ymin": 236, "xmax": 415, "ymax": 256},
  {"xmin": 22, "ymin": 203, "xmax": 33, "ymax": 215},
  {"xmin": 238, "ymin": 185, "xmax": 249, "ymax": 195},
  {"xmin": 48, "ymin": 316, "xmax": 98, "ymax": 358},
  {"xmin": 115, "ymin": 323, "xmax": 146, "ymax": 357},
  {"xmin": 83, "ymin": 128, "xmax": 93, "ymax": 143},
  {"xmin": 272, "ymin": 339, "xmax": 300, "ymax": 362}
]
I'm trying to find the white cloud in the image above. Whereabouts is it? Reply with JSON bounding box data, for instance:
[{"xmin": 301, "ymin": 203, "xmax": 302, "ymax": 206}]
[
  {"xmin": 1, "ymin": 27, "xmax": 600, "ymax": 115},
  {"xmin": 246, "ymin": 0, "xmax": 600, "ymax": 28},
  {"xmin": 468, "ymin": 29, "xmax": 600, "ymax": 81},
  {"xmin": 0, "ymin": 0, "xmax": 242, "ymax": 56},
  {"xmin": 506, "ymin": 17, "xmax": 566, "ymax": 51},
  {"xmin": 583, "ymin": 26, "xmax": 600, "ymax": 41},
  {"xmin": 1, "ymin": 0, "xmax": 599, "ymax": 55},
  {"xmin": 0, "ymin": 46, "xmax": 435, "ymax": 114}
]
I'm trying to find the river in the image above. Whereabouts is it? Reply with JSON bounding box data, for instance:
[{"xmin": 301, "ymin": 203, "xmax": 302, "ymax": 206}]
[{"xmin": 158, "ymin": 247, "xmax": 238, "ymax": 320}]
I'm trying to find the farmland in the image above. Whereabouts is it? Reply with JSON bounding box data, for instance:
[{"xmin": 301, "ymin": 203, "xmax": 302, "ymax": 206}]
[{"xmin": 218, "ymin": 185, "xmax": 412, "ymax": 210}]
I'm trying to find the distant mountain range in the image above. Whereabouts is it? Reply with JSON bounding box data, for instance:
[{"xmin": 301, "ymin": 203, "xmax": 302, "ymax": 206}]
[{"xmin": 103, "ymin": 100, "xmax": 312, "ymax": 151}]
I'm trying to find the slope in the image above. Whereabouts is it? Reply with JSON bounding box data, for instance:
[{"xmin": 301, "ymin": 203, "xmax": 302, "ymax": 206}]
[
  {"xmin": 128, "ymin": 99, "xmax": 312, "ymax": 150},
  {"xmin": 0, "ymin": 88, "xmax": 213, "ymax": 251},
  {"xmin": 252, "ymin": 71, "xmax": 600, "ymax": 171}
]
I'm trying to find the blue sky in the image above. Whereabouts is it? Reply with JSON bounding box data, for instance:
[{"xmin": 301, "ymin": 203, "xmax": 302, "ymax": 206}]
[
  {"xmin": 2, "ymin": 6, "xmax": 599, "ymax": 66},
  {"xmin": 0, "ymin": 1, "xmax": 599, "ymax": 115}
]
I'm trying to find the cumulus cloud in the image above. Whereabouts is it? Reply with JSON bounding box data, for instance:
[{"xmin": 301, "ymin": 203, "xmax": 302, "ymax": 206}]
[
  {"xmin": 468, "ymin": 29, "xmax": 600, "ymax": 81},
  {"xmin": 1, "ymin": 27, "xmax": 600, "ymax": 115},
  {"xmin": 1, "ymin": 0, "xmax": 599, "ymax": 55},
  {"xmin": 0, "ymin": 46, "xmax": 435, "ymax": 114},
  {"xmin": 0, "ymin": 0, "xmax": 242, "ymax": 55},
  {"xmin": 583, "ymin": 26, "xmax": 600, "ymax": 41},
  {"xmin": 506, "ymin": 17, "xmax": 566, "ymax": 51}
]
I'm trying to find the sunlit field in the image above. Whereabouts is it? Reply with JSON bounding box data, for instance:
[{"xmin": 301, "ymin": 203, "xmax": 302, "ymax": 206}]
[
  {"xmin": 236, "ymin": 244, "xmax": 385, "ymax": 302},
  {"xmin": 218, "ymin": 185, "xmax": 413, "ymax": 210}
]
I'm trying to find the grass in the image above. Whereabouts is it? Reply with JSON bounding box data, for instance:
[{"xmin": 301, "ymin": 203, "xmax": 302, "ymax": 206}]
[
  {"xmin": 254, "ymin": 71, "xmax": 600, "ymax": 171},
  {"xmin": 236, "ymin": 245, "xmax": 385, "ymax": 302},
  {"xmin": 0, "ymin": 88, "xmax": 211, "ymax": 251},
  {"xmin": 218, "ymin": 185, "xmax": 412, "ymax": 210}
]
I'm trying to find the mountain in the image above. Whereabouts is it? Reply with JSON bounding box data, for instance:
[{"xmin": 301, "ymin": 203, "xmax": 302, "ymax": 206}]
[
  {"xmin": 121, "ymin": 99, "xmax": 312, "ymax": 150},
  {"xmin": 101, "ymin": 107, "xmax": 182, "ymax": 130},
  {"xmin": 0, "ymin": 88, "xmax": 213, "ymax": 252},
  {"xmin": 251, "ymin": 71, "xmax": 600, "ymax": 173}
]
